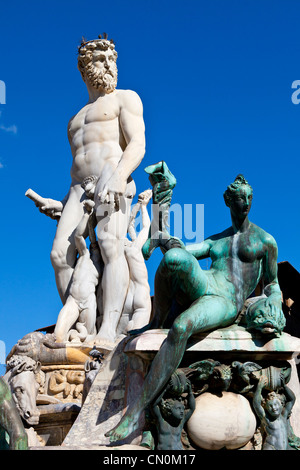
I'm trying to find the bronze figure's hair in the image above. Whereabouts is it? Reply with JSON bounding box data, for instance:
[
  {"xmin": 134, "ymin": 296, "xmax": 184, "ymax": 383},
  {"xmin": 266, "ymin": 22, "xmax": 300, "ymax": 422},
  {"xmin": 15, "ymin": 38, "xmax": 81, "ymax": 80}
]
[
  {"xmin": 159, "ymin": 398, "xmax": 183, "ymax": 419},
  {"xmin": 262, "ymin": 390, "xmax": 286, "ymax": 408},
  {"xmin": 223, "ymin": 174, "xmax": 253, "ymax": 207}
]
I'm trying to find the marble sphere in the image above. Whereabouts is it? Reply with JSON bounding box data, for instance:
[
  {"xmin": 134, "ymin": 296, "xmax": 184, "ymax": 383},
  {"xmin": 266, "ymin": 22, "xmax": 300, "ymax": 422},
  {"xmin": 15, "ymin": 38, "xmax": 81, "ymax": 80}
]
[{"xmin": 186, "ymin": 391, "xmax": 257, "ymax": 450}]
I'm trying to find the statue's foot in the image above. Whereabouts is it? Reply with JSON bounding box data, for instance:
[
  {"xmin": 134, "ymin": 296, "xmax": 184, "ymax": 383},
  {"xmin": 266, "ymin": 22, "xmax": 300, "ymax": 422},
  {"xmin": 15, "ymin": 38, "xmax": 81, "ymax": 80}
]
[
  {"xmin": 105, "ymin": 413, "xmax": 140, "ymax": 443},
  {"xmin": 93, "ymin": 335, "xmax": 116, "ymax": 351}
]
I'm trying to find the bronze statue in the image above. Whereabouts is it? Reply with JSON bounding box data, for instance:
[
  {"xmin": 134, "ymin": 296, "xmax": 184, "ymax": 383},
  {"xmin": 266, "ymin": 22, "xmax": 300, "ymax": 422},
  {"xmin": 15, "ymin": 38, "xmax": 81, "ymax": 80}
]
[
  {"xmin": 106, "ymin": 174, "xmax": 285, "ymax": 443},
  {"xmin": 150, "ymin": 371, "xmax": 195, "ymax": 450},
  {"xmin": 253, "ymin": 375, "xmax": 296, "ymax": 450}
]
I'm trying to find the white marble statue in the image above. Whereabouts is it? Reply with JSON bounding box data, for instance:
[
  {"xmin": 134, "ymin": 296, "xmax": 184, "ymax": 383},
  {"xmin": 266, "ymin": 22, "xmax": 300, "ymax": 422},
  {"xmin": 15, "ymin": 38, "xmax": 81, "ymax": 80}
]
[
  {"xmin": 26, "ymin": 34, "xmax": 146, "ymax": 346},
  {"xmin": 80, "ymin": 180, "xmax": 152, "ymax": 342},
  {"xmin": 120, "ymin": 189, "xmax": 153, "ymax": 334}
]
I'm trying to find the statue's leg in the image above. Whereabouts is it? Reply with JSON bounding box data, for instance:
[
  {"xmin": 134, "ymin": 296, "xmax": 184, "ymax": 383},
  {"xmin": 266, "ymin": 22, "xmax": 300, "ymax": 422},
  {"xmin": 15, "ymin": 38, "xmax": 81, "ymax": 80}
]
[
  {"xmin": 153, "ymin": 248, "xmax": 209, "ymax": 325},
  {"xmin": 131, "ymin": 291, "xmax": 152, "ymax": 331},
  {"xmin": 50, "ymin": 185, "xmax": 86, "ymax": 304},
  {"xmin": 79, "ymin": 295, "xmax": 97, "ymax": 339},
  {"xmin": 95, "ymin": 196, "xmax": 132, "ymax": 344},
  {"xmin": 54, "ymin": 297, "xmax": 80, "ymax": 342},
  {"xmin": 130, "ymin": 248, "xmax": 208, "ymax": 335},
  {"xmin": 129, "ymin": 259, "xmax": 152, "ymax": 330},
  {"xmin": 106, "ymin": 292, "xmax": 236, "ymax": 442}
]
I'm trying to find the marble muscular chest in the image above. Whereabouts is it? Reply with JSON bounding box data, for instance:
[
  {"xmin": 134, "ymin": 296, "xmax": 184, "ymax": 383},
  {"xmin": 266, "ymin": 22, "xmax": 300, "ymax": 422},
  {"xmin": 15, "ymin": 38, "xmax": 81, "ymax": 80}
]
[
  {"xmin": 69, "ymin": 94, "xmax": 125, "ymax": 181},
  {"xmin": 69, "ymin": 95, "xmax": 122, "ymax": 149}
]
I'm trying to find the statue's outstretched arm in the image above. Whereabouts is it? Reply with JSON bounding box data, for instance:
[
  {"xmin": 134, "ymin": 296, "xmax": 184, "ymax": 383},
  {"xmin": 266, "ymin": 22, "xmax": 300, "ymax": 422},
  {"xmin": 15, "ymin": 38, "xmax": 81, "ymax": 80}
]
[
  {"xmin": 25, "ymin": 188, "xmax": 68, "ymax": 220},
  {"xmin": 184, "ymin": 381, "xmax": 196, "ymax": 422},
  {"xmin": 281, "ymin": 380, "xmax": 296, "ymax": 419},
  {"xmin": 134, "ymin": 204, "xmax": 151, "ymax": 250},
  {"xmin": 253, "ymin": 376, "xmax": 267, "ymax": 422}
]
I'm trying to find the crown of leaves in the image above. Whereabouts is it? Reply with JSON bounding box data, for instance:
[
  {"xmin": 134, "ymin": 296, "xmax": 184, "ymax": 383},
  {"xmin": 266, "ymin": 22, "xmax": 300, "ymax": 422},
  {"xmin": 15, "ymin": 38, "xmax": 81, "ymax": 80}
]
[{"xmin": 79, "ymin": 33, "xmax": 115, "ymax": 51}]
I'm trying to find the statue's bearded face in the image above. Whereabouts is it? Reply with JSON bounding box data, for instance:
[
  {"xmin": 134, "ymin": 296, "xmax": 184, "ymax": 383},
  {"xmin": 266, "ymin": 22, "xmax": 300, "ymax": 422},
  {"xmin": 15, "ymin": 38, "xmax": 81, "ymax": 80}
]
[{"xmin": 78, "ymin": 42, "xmax": 118, "ymax": 93}]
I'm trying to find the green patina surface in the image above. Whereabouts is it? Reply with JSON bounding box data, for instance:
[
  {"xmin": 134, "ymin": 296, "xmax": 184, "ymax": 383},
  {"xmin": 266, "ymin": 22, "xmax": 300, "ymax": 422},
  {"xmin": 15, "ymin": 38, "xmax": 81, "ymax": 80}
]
[{"xmin": 106, "ymin": 172, "xmax": 286, "ymax": 444}]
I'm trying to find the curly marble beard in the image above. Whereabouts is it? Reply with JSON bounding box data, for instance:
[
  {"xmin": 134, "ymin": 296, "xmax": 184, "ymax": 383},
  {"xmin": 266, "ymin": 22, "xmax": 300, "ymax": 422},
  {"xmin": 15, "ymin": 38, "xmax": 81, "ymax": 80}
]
[{"xmin": 84, "ymin": 60, "xmax": 118, "ymax": 93}]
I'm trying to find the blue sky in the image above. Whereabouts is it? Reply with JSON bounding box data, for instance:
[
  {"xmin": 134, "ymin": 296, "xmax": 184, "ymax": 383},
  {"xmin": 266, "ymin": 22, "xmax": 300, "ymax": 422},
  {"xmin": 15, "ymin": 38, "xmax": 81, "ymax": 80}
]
[{"xmin": 1, "ymin": 0, "xmax": 300, "ymax": 366}]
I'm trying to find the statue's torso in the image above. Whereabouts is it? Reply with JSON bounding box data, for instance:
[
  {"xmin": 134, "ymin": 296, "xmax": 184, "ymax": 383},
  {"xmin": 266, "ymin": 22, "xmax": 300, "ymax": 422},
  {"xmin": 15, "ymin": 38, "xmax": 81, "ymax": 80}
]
[
  {"xmin": 156, "ymin": 422, "xmax": 184, "ymax": 450},
  {"xmin": 207, "ymin": 224, "xmax": 267, "ymax": 308},
  {"xmin": 68, "ymin": 91, "xmax": 126, "ymax": 184},
  {"xmin": 70, "ymin": 253, "xmax": 99, "ymax": 301},
  {"xmin": 124, "ymin": 244, "xmax": 148, "ymax": 282},
  {"xmin": 263, "ymin": 416, "xmax": 288, "ymax": 450}
]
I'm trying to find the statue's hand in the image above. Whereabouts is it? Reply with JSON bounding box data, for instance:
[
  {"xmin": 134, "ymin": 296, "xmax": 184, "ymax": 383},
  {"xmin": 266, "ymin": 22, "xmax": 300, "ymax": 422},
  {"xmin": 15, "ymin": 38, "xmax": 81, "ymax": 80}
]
[
  {"xmin": 258, "ymin": 375, "xmax": 268, "ymax": 389},
  {"xmin": 162, "ymin": 237, "xmax": 186, "ymax": 252},
  {"xmin": 98, "ymin": 173, "xmax": 127, "ymax": 211},
  {"xmin": 83, "ymin": 199, "xmax": 95, "ymax": 214},
  {"xmin": 39, "ymin": 198, "xmax": 63, "ymax": 220},
  {"xmin": 138, "ymin": 189, "xmax": 152, "ymax": 205}
]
